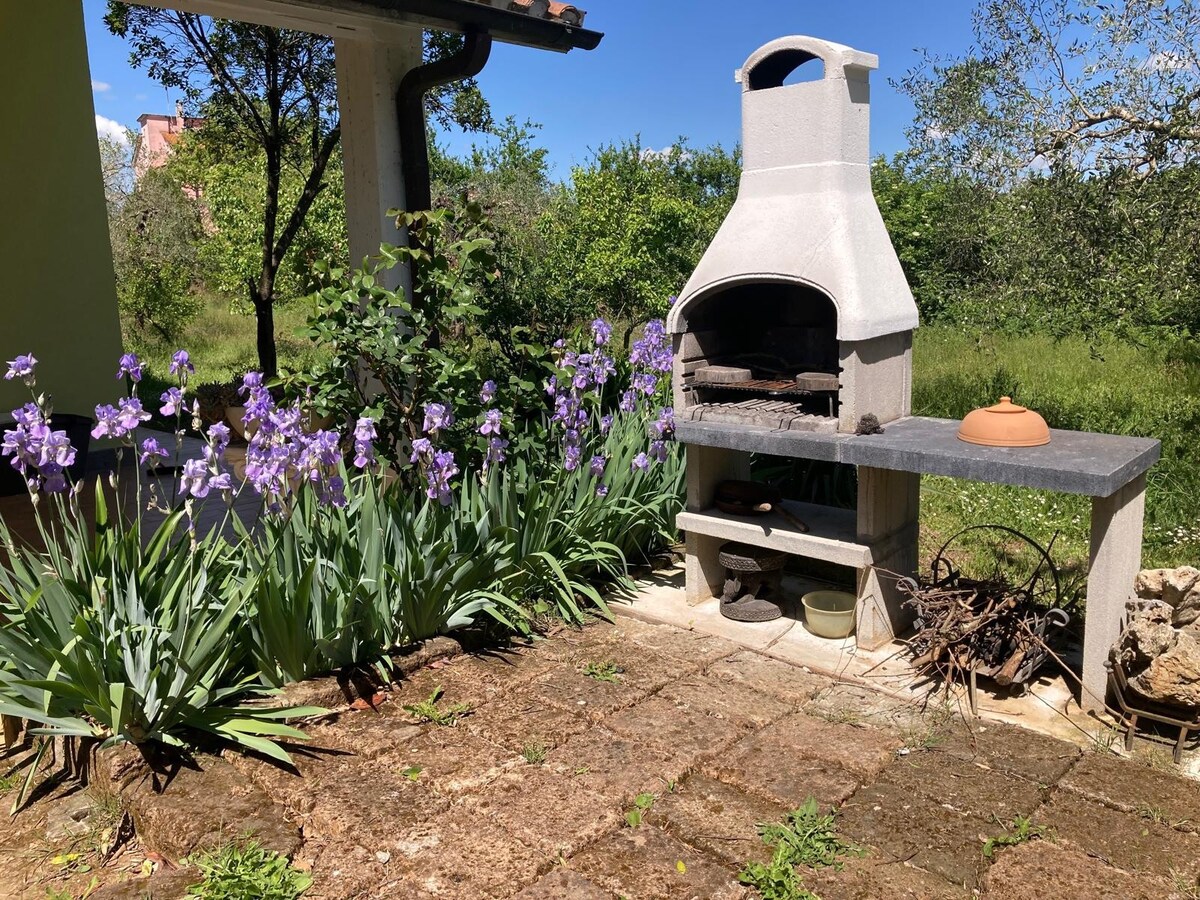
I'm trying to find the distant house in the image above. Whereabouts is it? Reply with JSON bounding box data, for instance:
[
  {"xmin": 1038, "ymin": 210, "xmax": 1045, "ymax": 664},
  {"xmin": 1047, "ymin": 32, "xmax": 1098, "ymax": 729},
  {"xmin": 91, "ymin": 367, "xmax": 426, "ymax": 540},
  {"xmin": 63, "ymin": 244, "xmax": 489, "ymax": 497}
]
[{"xmin": 133, "ymin": 101, "xmax": 203, "ymax": 180}]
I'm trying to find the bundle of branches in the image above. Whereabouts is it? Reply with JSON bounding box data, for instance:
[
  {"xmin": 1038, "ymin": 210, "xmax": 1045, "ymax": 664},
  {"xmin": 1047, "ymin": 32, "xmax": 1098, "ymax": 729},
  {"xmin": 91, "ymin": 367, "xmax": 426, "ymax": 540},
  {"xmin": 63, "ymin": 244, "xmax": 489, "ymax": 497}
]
[{"xmin": 900, "ymin": 525, "xmax": 1067, "ymax": 691}]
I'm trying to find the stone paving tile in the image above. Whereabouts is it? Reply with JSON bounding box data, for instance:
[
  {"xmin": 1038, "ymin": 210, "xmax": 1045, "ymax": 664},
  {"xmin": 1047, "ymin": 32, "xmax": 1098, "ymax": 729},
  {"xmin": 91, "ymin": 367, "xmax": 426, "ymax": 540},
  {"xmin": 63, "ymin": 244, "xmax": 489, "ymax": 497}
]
[
  {"xmin": 836, "ymin": 780, "xmax": 994, "ymax": 890},
  {"xmin": 803, "ymin": 855, "xmax": 973, "ymax": 900},
  {"xmin": 570, "ymin": 824, "xmax": 750, "ymax": 899},
  {"xmin": 617, "ymin": 619, "xmax": 743, "ymax": 669},
  {"xmin": 462, "ymin": 688, "xmax": 592, "ymax": 754},
  {"xmin": 658, "ymin": 673, "xmax": 794, "ymax": 730},
  {"xmin": 511, "ymin": 868, "xmax": 617, "ymax": 899},
  {"xmin": 878, "ymin": 750, "xmax": 1048, "ymax": 821},
  {"xmin": 645, "ymin": 773, "xmax": 786, "ymax": 868},
  {"xmin": 546, "ymin": 726, "xmax": 696, "ymax": 806},
  {"xmin": 300, "ymin": 710, "xmax": 424, "ymax": 761},
  {"xmin": 533, "ymin": 648, "xmax": 685, "ymax": 723},
  {"xmin": 1035, "ymin": 791, "xmax": 1200, "ymax": 881},
  {"xmin": 803, "ymin": 682, "xmax": 931, "ymax": 732},
  {"xmin": 979, "ymin": 840, "xmax": 1178, "ymax": 899},
  {"xmin": 378, "ymin": 725, "xmax": 519, "ymax": 797},
  {"xmin": 602, "ymin": 693, "xmax": 751, "ymax": 763},
  {"xmin": 390, "ymin": 804, "xmax": 546, "ymax": 898},
  {"xmin": 462, "ymin": 767, "xmax": 622, "ymax": 858},
  {"xmin": 707, "ymin": 650, "xmax": 834, "ymax": 707},
  {"xmin": 938, "ymin": 719, "xmax": 1080, "ymax": 786},
  {"xmin": 731, "ymin": 711, "xmax": 902, "ymax": 781},
  {"xmin": 535, "ymin": 620, "xmax": 649, "ymax": 662},
  {"xmin": 703, "ymin": 739, "xmax": 861, "ymax": 811},
  {"xmin": 390, "ymin": 662, "xmax": 511, "ymax": 714},
  {"xmin": 1061, "ymin": 750, "xmax": 1200, "ymax": 831}
]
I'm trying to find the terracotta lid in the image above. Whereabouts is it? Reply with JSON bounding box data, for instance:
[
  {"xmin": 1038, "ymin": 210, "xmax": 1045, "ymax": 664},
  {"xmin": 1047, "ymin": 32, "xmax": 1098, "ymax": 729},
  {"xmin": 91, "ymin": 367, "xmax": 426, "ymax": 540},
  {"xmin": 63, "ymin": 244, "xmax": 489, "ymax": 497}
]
[{"xmin": 957, "ymin": 397, "xmax": 1051, "ymax": 448}]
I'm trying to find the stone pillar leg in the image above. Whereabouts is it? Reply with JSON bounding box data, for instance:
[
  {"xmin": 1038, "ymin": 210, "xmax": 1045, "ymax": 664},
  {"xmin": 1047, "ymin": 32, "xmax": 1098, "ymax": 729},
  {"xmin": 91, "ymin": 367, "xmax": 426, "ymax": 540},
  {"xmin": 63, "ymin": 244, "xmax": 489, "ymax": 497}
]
[
  {"xmin": 1082, "ymin": 473, "xmax": 1147, "ymax": 714},
  {"xmin": 682, "ymin": 445, "xmax": 750, "ymax": 607},
  {"xmin": 855, "ymin": 466, "xmax": 920, "ymax": 649}
]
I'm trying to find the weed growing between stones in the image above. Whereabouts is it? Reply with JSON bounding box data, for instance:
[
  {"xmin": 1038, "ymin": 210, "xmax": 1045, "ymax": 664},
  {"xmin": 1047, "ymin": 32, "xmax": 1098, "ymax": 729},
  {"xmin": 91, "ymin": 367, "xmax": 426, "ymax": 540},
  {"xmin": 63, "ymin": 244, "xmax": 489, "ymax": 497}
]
[
  {"xmin": 522, "ymin": 742, "xmax": 547, "ymax": 765},
  {"xmin": 1171, "ymin": 868, "xmax": 1200, "ymax": 900},
  {"xmin": 738, "ymin": 797, "xmax": 859, "ymax": 899},
  {"xmin": 624, "ymin": 792, "xmax": 655, "ymax": 828},
  {"xmin": 185, "ymin": 840, "xmax": 311, "ymax": 899},
  {"xmin": 402, "ymin": 687, "xmax": 472, "ymax": 726},
  {"xmin": 582, "ymin": 661, "xmax": 624, "ymax": 683},
  {"xmin": 981, "ymin": 814, "xmax": 1052, "ymax": 858}
]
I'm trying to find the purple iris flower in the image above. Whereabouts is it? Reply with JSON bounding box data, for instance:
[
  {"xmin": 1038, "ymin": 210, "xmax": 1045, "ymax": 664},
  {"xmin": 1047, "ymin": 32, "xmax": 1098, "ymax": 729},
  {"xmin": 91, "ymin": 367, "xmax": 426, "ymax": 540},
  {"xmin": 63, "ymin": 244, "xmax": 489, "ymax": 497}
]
[
  {"xmin": 91, "ymin": 405, "xmax": 122, "ymax": 440},
  {"xmin": 650, "ymin": 440, "xmax": 669, "ymax": 463},
  {"xmin": 422, "ymin": 403, "xmax": 453, "ymax": 435},
  {"xmin": 589, "ymin": 455, "xmax": 607, "ymax": 478},
  {"xmin": 479, "ymin": 409, "xmax": 503, "ymax": 436},
  {"xmin": 631, "ymin": 452, "xmax": 651, "ymax": 472},
  {"xmin": 140, "ymin": 437, "xmax": 169, "ymax": 466},
  {"xmin": 409, "ymin": 437, "xmax": 433, "ymax": 463},
  {"xmin": 116, "ymin": 353, "xmax": 143, "ymax": 383},
  {"xmin": 619, "ymin": 391, "xmax": 637, "ymax": 414},
  {"xmin": 160, "ymin": 388, "xmax": 184, "ymax": 417},
  {"xmin": 240, "ymin": 371, "xmax": 263, "ymax": 396},
  {"xmin": 595, "ymin": 483, "xmax": 609, "ymax": 497},
  {"xmin": 591, "ymin": 318, "xmax": 613, "ymax": 347},
  {"xmin": 480, "ymin": 380, "xmax": 496, "ymax": 404},
  {"xmin": 116, "ymin": 397, "xmax": 151, "ymax": 432},
  {"xmin": 653, "ymin": 407, "xmax": 675, "ymax": 437},
  {"xmin": 169, "ymin": 350, "xmax": 194, "ymax": 377},
  {"xmin": 4, "ymin": 354, "xmax": 37, "ymax": 384},
  {"xmin": 353, "ymin": 417, "xmax": 377, "ymax": 469},
  {"xmin": 425, "ymin": 449, "xmax": 459, "ymax": 506},
  {"xmin": 600, "ymin": 414, "xmax": 614, "ymax": 435},
  {"xmin": 564, "ymin": 444, "xmax": 582, "ymax": 472},
  {"xmin": 485, "ymin": 437, "xmax": 508, "ymax": 469}
]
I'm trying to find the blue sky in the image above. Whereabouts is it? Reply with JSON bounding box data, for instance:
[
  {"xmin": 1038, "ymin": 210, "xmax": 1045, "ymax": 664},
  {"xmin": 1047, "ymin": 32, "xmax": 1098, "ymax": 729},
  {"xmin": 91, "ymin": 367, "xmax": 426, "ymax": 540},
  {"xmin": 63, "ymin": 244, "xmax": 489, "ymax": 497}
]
[{"xmin": 84, "ymin": 0, "xmax": 977, "ymax": 175}]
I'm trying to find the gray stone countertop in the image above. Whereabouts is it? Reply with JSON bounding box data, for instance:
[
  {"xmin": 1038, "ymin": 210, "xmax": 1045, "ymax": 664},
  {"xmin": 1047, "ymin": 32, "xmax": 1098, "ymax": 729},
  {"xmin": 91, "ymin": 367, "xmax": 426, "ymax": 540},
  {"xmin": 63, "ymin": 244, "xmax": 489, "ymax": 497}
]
[{"xmin": 676, "ymin": 416, "xmax": 1161, "ymax": 498}]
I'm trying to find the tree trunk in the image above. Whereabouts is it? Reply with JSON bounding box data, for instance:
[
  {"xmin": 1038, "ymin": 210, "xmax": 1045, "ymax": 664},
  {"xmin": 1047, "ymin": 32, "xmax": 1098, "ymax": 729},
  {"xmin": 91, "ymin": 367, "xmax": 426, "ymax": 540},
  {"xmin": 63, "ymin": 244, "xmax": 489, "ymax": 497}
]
[{"xmin": 250, "ymin": 281, "xmax": 278, "ymax": 380}]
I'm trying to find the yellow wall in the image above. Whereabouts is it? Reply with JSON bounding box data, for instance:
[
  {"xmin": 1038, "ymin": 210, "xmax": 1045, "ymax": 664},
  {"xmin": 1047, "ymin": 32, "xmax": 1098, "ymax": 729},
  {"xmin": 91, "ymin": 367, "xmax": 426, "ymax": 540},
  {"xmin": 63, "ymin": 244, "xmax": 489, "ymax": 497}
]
[{"xmin": 0, "ymin": 2, "xmax": 124, "ymax": 420}]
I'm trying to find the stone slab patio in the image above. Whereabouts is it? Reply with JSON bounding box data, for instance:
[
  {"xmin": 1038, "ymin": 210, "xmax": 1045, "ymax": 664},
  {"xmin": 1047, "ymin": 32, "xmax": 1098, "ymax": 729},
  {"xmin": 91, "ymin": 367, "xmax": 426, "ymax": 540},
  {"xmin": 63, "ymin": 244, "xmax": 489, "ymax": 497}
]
[{"xmin": 3, "ymin": 613, "xmax": 1199, "ymax": 899}]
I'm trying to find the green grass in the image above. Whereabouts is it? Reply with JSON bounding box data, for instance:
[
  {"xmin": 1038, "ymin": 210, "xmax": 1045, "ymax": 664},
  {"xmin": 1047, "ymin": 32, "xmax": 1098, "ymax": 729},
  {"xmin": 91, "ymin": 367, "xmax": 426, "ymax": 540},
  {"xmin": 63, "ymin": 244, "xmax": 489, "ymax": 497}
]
[
  {"xmin": 124, "ymin": 290, "xmax": 328, "ymax": 388},
  {"xmin": 913, "ymin": 327, "xmax": 1200, "ymax": 583},
  {"xmin": 401, "ymin": 687, "xmax": 472, "ymax": 726}
]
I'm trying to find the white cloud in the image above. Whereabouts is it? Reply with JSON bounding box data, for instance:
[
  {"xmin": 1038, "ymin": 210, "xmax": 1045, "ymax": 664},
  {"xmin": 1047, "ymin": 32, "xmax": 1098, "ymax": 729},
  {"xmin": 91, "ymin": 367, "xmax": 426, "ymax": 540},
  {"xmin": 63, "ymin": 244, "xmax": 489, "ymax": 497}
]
[
  {"xmin": 1145, "ymin": 52, "xmax": 1190, "ymax": 72},
  {"xmin": 92, "ymin": 80, "xmax": 111, "ymax": 92},
  {"xmin": 640, "ymin": 146, "xmax": 692, "ymax": 163},
  {"xmin": 95, "ymin": 114, "xmax": 129, "ymax": 146}
]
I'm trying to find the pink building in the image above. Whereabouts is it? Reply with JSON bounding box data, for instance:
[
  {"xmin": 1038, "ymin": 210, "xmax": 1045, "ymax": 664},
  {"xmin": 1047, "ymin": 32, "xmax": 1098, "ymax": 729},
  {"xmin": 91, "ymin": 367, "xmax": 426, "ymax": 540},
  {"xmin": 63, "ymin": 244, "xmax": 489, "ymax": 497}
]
[{"xmin": 132, "ymin": 101, "xmax": 203, "ymax": 180}]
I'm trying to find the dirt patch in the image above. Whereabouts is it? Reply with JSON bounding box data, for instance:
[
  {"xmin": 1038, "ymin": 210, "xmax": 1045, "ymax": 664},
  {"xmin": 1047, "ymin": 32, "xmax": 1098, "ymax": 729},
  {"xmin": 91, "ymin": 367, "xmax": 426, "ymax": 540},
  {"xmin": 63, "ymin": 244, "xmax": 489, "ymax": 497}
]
[
  {"xmin": 803, "ymin": 854, "xmax": 973, "ymax": 900},
  {"xmin": 938, "ymin": 719, "xmax": 1080, "ymax": 785},
  {"xmin": 545, "ymin": 726, "xmax": 694, "ymax": 805},
  {"xmin": 878, "ymin": 750, "xmax": 1048, "ymax": 821},
  {"xmin": 658, "ymin": 672, "xmax": 794, "ymax": 729},
  {"xmin": 511, "ymin": 867, "xmax": 614, "ymax": 898}
]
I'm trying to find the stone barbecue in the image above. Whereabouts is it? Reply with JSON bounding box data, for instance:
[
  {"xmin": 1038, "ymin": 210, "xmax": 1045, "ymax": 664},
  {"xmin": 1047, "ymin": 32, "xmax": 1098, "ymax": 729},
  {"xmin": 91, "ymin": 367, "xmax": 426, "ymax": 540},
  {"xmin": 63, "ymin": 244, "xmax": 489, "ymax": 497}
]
[
  {"xmin": 668, "ymin": 35, "xmax": 1161, "ymax": 721},
  {"xmin": 668, "ymin": 36, "xmax": 918, "ymax": 435}
]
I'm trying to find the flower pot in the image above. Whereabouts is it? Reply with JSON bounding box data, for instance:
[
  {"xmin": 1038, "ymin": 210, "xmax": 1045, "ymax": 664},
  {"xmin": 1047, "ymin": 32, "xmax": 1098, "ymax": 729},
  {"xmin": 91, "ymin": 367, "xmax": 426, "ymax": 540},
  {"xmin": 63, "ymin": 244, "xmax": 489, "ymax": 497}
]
[{"xmin": 801, "ymin": 590, "xmax": 857, "ymax": 639}]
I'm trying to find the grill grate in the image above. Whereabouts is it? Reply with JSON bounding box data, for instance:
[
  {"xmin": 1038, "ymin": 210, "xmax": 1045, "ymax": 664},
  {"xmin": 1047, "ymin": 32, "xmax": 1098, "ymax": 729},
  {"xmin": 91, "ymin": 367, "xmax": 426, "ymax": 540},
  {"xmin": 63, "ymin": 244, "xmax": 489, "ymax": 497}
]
[{"xmin": 692, "ymin": 377, "xmax": 838, "ymax": 396}]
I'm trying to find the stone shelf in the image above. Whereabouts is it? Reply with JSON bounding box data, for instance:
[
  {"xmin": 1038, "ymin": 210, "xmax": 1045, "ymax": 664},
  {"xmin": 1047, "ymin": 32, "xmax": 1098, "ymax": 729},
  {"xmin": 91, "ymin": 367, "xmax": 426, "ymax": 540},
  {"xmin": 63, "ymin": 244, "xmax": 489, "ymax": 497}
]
[
  {"xmin": 677, "ymin": 500, "xmax": 871, "ymax": 569},
  {"xmin": 677, "ymin": 416, "xmax": 1160, "ymax": 498}
]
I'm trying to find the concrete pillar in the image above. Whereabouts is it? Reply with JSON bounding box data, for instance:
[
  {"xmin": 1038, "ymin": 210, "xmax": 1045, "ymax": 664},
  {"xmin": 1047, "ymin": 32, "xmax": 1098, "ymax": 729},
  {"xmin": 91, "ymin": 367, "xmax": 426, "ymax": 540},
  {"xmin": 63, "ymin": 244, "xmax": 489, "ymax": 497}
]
[
  {"xmin": 683, "ymin": 445, "xmax": 750, "ymax": 605},
  {"xmin": 334, "ymin": 32, "xmax": 422, "ymax": 291},
  {"xmin": 1082, "ymin": 473, "xmax": 1147, "ymax": 714},
  {"xmin": 0, "ymin": 0, "xmax": 124, "ymax": 419},
  {"xmin": 855, "ymin": 466, "xmax": 920, "ymax": 649}
]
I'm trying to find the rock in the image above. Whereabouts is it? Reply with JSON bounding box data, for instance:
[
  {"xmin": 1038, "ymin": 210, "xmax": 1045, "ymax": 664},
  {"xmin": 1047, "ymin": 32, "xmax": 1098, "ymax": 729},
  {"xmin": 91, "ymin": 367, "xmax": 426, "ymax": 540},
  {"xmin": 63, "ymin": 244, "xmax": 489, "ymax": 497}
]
[
  {"xmin": 1173, "ymin": 585, "xmax": 1200, "ymax": 628},
  {"xmin": 1135, "ymin": 568, "xmax": 1170, "ymax": 600},
  {"xmin": 1113, "ymin": 616, "xmax": 1179, "ymax": 669},
  {"xmin": 1125, "ymin": 599, "xmax": 1172, "ymax": 623},
  {"xmin": 1129, "ymin": 630, "xmax": 1200, "ymax": 709},
  {"xmin": 1163, "ymin": 566, "xmax": 1200, "ymax": 607}
]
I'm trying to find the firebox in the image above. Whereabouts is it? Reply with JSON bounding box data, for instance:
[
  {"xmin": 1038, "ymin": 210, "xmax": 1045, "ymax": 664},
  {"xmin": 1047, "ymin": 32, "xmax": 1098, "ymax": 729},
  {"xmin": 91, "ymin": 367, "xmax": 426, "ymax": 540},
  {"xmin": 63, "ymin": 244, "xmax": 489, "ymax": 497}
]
[{"xmin": 668, "ymin": 36, "xmax": 918, "ymax": 435}]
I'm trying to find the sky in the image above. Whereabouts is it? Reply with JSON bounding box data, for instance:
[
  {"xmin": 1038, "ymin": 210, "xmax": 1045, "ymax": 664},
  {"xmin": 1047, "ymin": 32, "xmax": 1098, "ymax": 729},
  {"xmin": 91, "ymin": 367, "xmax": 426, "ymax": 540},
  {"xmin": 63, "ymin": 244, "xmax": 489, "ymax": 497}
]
[{"xmin": 83, "ymin": 0, "xmax": 978, "ymax": 177}]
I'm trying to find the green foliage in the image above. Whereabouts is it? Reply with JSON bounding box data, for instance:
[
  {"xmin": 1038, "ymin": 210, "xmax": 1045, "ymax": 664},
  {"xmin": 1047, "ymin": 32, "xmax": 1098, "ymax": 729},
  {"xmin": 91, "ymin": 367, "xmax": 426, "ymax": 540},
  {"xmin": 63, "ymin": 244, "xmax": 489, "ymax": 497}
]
[
  {"xmin": 300, "ymin": 205, "xmax": 500, "ymax": 464},
  {"xmin": 0, "ymin": 484, "xmax": 321, "ymax": 785},
  {"xmin": 982, "ymin": 815, "xmax": 1051, "ymax": 858},
  {"xmin": 402, "ymin": 687, "xmax": 471, "ymax": 726},
  {"xmin": 108, "ymin": 167, "xmax": 204, "ymax": 342},
  {"xmin": 186, "ymin": 840, "xmax": 312, "ymax": 900},
  {"xmin": 539, "ymin": 139, "xmax": 741, "ymax": 326},
  {"xmin": 739, "ymin": 798, "xmax": 858, "ymax": 900},
  {"xmin": 521, "ymin": 742, "xmax": 546, "ymax": 765}
]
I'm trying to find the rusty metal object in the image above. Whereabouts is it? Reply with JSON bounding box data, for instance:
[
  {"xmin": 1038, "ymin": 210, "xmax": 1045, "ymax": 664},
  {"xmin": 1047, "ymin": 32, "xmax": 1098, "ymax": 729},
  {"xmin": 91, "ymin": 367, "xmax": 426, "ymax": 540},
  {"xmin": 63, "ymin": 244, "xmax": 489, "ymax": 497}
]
[
  {"xmin": 714, "ymin": 480, "xmax": 810, "ymax": 533},
  {"xmin": 1107, "ymin": 659, "xmax": 1200, "ymax": 764},
  {"xmin": 898, "ymin": 525, "xmax": 1069, "ymax": 715}
]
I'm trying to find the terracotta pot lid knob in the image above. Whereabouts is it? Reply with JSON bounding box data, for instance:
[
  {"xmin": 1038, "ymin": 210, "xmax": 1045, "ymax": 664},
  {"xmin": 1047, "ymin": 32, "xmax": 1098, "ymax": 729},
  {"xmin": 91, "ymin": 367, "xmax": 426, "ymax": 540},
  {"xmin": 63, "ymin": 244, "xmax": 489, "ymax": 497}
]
[{"xmin": 957, "ymin": 396, "xmax": 1051, "ymax": 448}]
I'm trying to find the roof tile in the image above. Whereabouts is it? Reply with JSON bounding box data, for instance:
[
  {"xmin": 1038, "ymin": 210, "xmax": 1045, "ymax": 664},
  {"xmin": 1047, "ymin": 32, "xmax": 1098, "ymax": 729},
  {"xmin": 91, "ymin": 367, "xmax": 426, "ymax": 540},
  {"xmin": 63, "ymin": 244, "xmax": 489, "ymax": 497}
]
[{"xmin": 467, "ymin": 0, "xmax": 586, "ymax": 27}]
